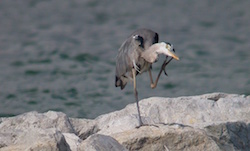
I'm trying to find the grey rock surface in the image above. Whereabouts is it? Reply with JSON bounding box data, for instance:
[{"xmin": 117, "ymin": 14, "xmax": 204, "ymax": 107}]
[
  {"xmin": 0, "ymin": 111, "xmax": 73, "ymax": 151},
  {"xmin": 0, "ymin": 93, "xmax": 249, "ymax": 150},
  {"xmin": 79, "ymin": 134, "xmax": 128, "ymax": 151}
]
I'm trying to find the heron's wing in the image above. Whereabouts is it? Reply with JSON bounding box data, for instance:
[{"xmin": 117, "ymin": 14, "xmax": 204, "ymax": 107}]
[
  {"xmin": 115, "ymin": 39, "xmax": 140, "ymax": 78},
  {"xmin": 115, "ymin": 39, "xmax": 141, "ymax": 89}
]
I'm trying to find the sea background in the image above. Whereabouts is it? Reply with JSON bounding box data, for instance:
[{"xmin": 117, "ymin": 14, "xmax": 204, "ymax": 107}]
[{"xmin": 0, "ymin": 0, "xmax": 249, "ymax": 118}]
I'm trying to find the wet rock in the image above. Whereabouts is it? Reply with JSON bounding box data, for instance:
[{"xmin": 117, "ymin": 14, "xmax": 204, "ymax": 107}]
[{"xmin": 0, "ymin": 93, "xmax": 249, "ymax": 150}]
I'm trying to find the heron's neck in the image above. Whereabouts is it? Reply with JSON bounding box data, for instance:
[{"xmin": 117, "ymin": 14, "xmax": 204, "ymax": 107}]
[{"xmin": 151, "ymin": 42, "xmax": 166, "ymax": 54}]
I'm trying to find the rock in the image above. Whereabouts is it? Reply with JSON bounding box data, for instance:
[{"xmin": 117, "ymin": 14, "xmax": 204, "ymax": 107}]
[
  {"xmin": 98, "ymin": 93, "xmax": 249, "ymax": 133},
  {"xmin": 111, "ymin": 124, "xmax": 221, "ymax": 151},
  {"xmin": 69, "ymin": 118, "xmax": 97, "ymax": 140},
  {"xmin": 0, "ymin": 111, "xmax": 74, "ymax": 133},
  {"xmin": 0, "ymin": 111, "xmax": 74, "ymax": 150},
  {"xmin": 0, "ymin": 93, "xmax": 249, "ymax": 150},
  {"xmin": 79, "ymin": 134, "xmax": 128, "ymax": 151},
  {"xmin": 77, "ymin": 92, "xmax": 250, "ymax": 150},
  {"xmin": 204, "ymin": 122, "xmax": 250, "ymax": 151},
  {"xmin": 111, "ymin": 122, "xmax": 250, "ymax": 151},
  {"xmin": 0, "ymin": 129, "xmax": 69, "ymax": 151},
  {"xmin": 63, "ymin": 133, "xmax": 82, "ymax": 151}
]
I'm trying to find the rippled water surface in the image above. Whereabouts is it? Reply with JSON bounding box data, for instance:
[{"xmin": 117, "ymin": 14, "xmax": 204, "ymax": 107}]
[{"xmin": 0, "ymin": 0, "xmax": 249, "ymax": 118}]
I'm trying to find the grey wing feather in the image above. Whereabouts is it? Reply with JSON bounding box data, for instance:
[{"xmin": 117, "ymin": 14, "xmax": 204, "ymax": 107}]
[{"xmin": 115, "ymin": 38, "xmax": 140, "ymax": 89}]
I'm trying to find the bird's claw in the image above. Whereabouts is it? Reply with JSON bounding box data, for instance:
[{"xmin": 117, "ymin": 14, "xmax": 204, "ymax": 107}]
[
  {"xmin": 162, "ymin": 56, "xmax": 174, "ymax": 77},
  {"xmin": 163, "ymin": 68, "xmax": 168, "ymax": 76}
]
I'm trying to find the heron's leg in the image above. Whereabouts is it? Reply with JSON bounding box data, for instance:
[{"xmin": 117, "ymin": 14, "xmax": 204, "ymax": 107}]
[
  {"xmin": 150, "ymin": 66, "xmax": 164, "ymax": 89},
  {"xmin": 148, "ymin": 68, "xmax": 154, "ymax": 85},
  {"xmin": 132, "ymin": 68, "xmax": 143, "ymax": 127},
  {"xmin": 150, "ymin": 57, "xmax": 174, "ymax": 89},
  {"xmin": 148, "ymin": 69, "xmax": 158, "ymax": 89}
]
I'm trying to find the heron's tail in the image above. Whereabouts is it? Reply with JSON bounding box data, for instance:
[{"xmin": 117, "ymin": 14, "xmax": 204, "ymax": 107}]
[{"xmin": 115, "ymin": 76, "xmax": 127, "ymax": 90}]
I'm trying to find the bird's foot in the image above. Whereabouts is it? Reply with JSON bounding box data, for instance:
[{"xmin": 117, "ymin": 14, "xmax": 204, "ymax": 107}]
[
  {"xmin": 150, "ymin": 83, "xmax": 156, "ymax": 89},
  {"xmin": 162, "ymin": 57, "xmax": 174, "ymax": 77}
]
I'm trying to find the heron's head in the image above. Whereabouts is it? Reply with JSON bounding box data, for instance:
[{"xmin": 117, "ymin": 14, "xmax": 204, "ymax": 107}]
[{"xmin": 159, "ymin": 42, "xmax": 179, "ymax": 60}]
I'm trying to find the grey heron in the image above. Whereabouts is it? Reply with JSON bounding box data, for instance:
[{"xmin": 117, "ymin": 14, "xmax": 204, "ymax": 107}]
[{"xmin": 115, "ymin": 29, "xmax": 179, "ymax": 127}]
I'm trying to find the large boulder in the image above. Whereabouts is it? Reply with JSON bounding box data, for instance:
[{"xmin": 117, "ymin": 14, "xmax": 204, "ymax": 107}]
[
  {"xmin": 0, "ymin": 93, "xmax": 249, "ymax": 150},
  {"xmin": 0, "ymin": 111, "xmax": 73, "ymax": 150}
]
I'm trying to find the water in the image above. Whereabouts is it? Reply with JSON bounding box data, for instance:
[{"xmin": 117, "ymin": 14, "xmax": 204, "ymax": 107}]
[{"xmin": 0, "ymin": 0, "xmax": 249, "ymax": 118}]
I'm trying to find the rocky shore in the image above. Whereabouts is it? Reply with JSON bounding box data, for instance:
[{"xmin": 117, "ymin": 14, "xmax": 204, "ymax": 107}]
[{"xmin": 0, "ymin": 93, "xmax": 249, "ymax": 151}]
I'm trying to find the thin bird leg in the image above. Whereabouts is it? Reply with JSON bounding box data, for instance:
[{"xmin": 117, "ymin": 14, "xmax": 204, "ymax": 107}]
[
  {"xmin": 149, "ymin": 65, "xmax": 164, "ymax": 89},
  {"xmin": 150, "ymin": 57, "xmax": 174, "ymax": 89},
  {"xmin": 148, "ymin": 68, "xmax": 154, "ymax": 85},
  {"xmin": 132, "ymin": 68, "xmax": 143, "ymax": 127}
]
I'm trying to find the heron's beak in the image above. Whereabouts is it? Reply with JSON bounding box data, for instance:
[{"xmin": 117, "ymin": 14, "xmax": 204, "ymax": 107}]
[{"xmin": 165, "ymin": 49, "xmax": 180, "ymax": 60}]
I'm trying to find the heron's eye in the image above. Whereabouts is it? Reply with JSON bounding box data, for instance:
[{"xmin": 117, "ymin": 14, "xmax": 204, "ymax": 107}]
[
  {"xmin": 166, "ymin": 42, "xmax": 171, "ymax": 46},
  {"xmin": 165, "ymin": 42, "xmax": 173, "ymax": 51},
  {"xmin": 165, "ymin": 44, "xmax": 171, "ymax": 49}
]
